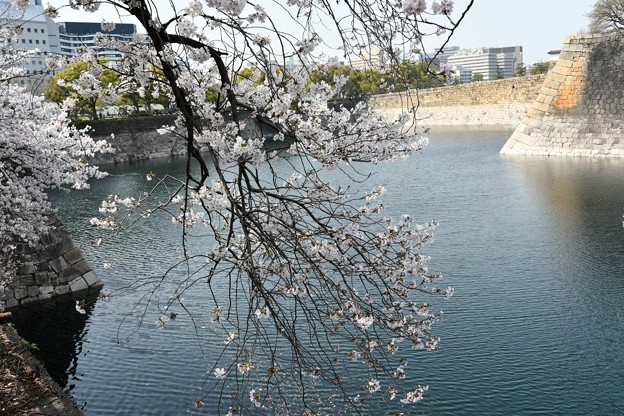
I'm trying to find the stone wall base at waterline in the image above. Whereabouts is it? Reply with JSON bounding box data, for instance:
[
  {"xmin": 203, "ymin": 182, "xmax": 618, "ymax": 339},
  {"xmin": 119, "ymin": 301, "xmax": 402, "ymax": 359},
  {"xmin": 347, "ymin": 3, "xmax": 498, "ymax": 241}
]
[
  {"xmin": 0, "ymin": 213, "xmax": 102, "ymax": 311},
  {"xmin": 501, "ymin": 33, "xmax": 624, "ymax": 157}
]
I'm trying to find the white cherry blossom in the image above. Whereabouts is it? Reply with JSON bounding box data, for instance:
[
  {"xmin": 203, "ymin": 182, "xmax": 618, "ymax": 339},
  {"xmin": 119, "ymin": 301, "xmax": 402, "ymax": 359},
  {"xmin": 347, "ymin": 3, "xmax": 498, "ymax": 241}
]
[{"xmin": 38, "ymin": 0, "xmax": 473, "ymax": 412}]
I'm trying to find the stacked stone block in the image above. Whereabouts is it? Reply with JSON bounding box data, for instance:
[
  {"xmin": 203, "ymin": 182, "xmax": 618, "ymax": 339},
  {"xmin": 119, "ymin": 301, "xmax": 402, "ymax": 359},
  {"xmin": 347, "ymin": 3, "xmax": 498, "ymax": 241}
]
[
  {"xmin": 0, "ymin": 214, "xmax": 102, "ymax": 310},
  {"xmin": 501, "ymin": 33, "xmax": 624, "ymax": 157},
  {"xmin": 82, "ymin": 115, "xmax": 186, "ymax": 165},
  {"xmin": 368, "ymin": 75, "xmax": 545, "ymax": 127}
]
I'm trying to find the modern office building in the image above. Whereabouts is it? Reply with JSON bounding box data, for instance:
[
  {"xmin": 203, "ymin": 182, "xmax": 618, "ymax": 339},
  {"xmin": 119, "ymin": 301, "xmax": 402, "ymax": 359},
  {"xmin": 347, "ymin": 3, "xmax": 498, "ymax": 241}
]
[
  {"xmin": 58, "ymin": 21, "xmax": 136, "ymax": 61},
  {"xmin": 447, "ymin": 46, "xmax": 523, "ymax": 81},
  {"xmin": 431, "ymin": 45, "xmax": 461, "ymax": 66},
  {"xmin": 1, "ymin": 0, "xmax": 135, "ymax": 89}
]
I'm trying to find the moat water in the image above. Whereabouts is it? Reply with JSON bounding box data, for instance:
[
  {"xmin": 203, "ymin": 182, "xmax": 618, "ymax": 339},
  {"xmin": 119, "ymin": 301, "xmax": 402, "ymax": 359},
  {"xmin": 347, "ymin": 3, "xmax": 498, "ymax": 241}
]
[{"xmin": 15, "ymin": 127, "xmax": 624, "ymax": 414}]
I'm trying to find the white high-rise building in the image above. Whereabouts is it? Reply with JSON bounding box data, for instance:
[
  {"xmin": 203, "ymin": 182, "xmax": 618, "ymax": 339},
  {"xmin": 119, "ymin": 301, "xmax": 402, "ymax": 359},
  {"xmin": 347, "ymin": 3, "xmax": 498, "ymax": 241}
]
[
  {"xmin": 58, "ymin": 21, "xmax": 136, "ymax": 61},
  {"xmin": 1, "ymin": 0, "xmax": 61, "ymax": 87},
  {"xmin": 447, "ymin": 46, "xmax": 523, "ymax": 81},
  {"xmin": 1, "ymin": 1, "xmax": 136, "ymax": 89},
  {"xmin": 431, "ymin": 45, "xmax": 461, "ymax": 67}
]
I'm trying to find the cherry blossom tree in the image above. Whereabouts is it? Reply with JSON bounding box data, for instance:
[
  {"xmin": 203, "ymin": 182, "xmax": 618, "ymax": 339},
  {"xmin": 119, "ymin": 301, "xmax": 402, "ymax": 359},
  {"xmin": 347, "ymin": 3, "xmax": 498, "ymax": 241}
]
[
  {"xmin": 39, "ymin": 0, "xmax": 472, "ymax": 413},
  {"xmin": 0, "ymin": 1, "xmax": 109, "ymax": 282}
]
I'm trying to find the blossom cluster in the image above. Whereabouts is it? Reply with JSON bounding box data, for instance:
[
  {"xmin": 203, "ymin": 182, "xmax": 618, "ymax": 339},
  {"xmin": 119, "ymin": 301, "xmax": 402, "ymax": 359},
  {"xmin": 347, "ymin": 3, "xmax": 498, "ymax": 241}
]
[
  {"xmin": 88, "ymin": 60, "xmax": 448, "ymax": 409},
  {"xmin": 433, "ymin": 0, "xmax": 454, "ymax": 15},
  {"xmin": 402, "ymin": 0, "xmax": 427, "ymax": 15},
  {"xmin": 0, "ymin": 53, "xmax": 109, "ymax": 281},
  {"xmin": 75, "ymin": 0, "xmax": 466, "ymax": 413},
  {"xmin": 402, "ymin": 0, "xmax": 454, "ymax": 16}
]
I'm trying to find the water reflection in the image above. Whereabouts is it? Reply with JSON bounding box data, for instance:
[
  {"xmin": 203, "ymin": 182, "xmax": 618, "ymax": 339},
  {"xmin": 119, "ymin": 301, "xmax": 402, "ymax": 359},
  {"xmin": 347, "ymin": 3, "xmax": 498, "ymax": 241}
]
[
  {"xmin": 502, "ymin": 155, "xmax": 624, "ymax": 415},
  {"xmin": 12, "ymin": 290, "xmax": 100, "ymax": 391},
  {"xmin": 503, "ymin": 155, "xmax": 624, "ymax": 269}
]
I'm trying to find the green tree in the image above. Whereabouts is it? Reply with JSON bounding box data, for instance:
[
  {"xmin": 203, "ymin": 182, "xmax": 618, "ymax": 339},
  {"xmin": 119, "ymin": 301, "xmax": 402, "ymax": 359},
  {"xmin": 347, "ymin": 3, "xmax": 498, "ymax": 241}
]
[
  {"xmin": 308, "ymin": 61, "xmax": 443, "ymax": 99},
  {"xmin": 44, "ymin": 59, "xmax": 119, "ymax": 120},
  {"xmin": 494, "ymin": 70, "xmax": 504, "ymax": 80},
  {"xmin": 472, "ymin": 72, "xmax": 484, "ymax": 82},
  {"xmin": 588, "ymin": 0, "xmax": 624, "ymax": 32},
  {"xmin": 354, "ymin": 68, "xmax": 386, "ymax": 95},
  {"xmin": 118, "ymin": 66, "xmax": 171, "ymax": 115},
  {"xmin": 514, "ymin": 63, "xmax": 527, "ymax": 77},
  {"xmin": 233, "ymin": 66, "xmax": 266, "ymax": 86},
  {"xmin": 308, "ymin": 64, "xmax": 373, "ymax": 98},
  {"xmin": 391, "ymin": 61, "xmax": 444, "ymax": 90},
  {"xmin": 530, "ymin": 62, "xmax": 551, "ymax": 75}
]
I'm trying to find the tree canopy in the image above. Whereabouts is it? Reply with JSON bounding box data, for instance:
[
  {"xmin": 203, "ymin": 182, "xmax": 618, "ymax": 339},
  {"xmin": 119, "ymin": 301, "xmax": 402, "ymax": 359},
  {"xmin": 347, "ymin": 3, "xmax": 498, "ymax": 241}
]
[
  {"xmin": 472, "ymin": 72, "xmax": 484, "ymax": 82},
  {"xmin": 307, "ymin": 60, "xmax": 445, "ymax": 100},
  {"xmin": 44, "ymin": 59, "xmax": 120, "ymax": 120},
  {"xmin": 44, "ymin": 59, "xmax": 172, "ymax": 118},
  {"xmin": 3, "ymin": 0, "xmax": 474, "ymax": 413},
  {"xmin": 530, "ymin": 61, "xmax": 551, "ymax": 75},
  {"xmin": 514, "ymin": 63, "xmax": 527, "ymax": 77},
  {"xmin": 116, "ymin": 65, "xmax": 172, "ymax": 115},
  {"xmin": 588, "ymin": 0, "xmax": 624, "ymax": 32}
]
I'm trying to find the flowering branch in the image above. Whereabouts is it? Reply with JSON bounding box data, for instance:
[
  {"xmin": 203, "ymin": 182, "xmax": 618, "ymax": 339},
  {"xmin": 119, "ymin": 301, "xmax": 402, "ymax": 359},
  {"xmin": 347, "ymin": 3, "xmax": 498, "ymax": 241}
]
[{"xmin": 64, "ymin": 0, "xmax": 469, "ymax": 413}]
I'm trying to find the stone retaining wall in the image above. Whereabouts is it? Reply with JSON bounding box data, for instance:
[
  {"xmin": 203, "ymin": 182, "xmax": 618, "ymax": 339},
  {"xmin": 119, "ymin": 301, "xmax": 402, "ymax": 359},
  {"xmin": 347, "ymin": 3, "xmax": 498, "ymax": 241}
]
[
  {"xmin": 406, "ymin": 103, "xmax": 532, "ymax": 127},
  {"xmin": 83, "ymin": 112, "xmax": 276, "ymax": 164},
  {"xmin": 369, "ymin": 75, "xmax": 545, "ymax": 126},
  {"xmin": 80, "ymin": 115, "xmax": 186, "ymax": 164},
  {"xmin": 501, "ymin": 33, "xmax": 624, "ymax": 157},
  {"xmin": 0, "ymin": 214, "xmax": 102, "ymax": 310}
]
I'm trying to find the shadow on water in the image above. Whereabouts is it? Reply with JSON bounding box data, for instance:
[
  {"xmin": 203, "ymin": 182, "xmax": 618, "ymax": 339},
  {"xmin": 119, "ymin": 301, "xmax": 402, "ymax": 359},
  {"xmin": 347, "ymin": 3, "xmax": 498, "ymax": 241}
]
[
  {"xmin": 501, "ymin": 155, "xmax": 624, "ymax": 413},
  {"xmin": 503, "ymin": 155, "xmax": 624, "ymax": 270},
  {"xmin": 11, "ymin": 290, "xmax": 100, "ymax": 392}
]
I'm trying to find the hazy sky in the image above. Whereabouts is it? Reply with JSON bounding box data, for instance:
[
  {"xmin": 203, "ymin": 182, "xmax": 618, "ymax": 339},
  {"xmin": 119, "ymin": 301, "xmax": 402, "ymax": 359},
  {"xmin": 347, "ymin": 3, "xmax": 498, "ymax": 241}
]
[
  {"xmin": 50, "ymin": 0, "xmax": 593, "ymax": 65},
  {"xmin": 439, "ymin": 0, "xmax": 593, "ymax": 64}
]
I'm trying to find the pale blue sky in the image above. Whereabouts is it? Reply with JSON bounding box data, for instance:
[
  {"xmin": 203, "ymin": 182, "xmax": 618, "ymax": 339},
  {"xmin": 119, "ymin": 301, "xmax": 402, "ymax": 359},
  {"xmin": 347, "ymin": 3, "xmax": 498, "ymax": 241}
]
[
  {"xmin": 437, "ymin": 0, "xmax": 593, "ymax": 64},
  {"xmin": 50, "ymin": 0, "xmax": 593, "ymax": 65}
]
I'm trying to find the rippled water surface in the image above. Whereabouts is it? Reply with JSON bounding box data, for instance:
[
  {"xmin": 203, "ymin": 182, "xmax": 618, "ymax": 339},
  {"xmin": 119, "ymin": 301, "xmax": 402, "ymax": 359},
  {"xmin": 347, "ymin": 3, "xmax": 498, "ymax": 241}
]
[{"xmin": 17, "ymin": 127, "xmax": 624, "ymax": 415}]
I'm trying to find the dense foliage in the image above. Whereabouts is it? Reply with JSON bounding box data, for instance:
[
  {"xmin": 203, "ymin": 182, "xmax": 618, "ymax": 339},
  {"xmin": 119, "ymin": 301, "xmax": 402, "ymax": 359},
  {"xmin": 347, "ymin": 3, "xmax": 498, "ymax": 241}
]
[
  {"xmin": 530, "ymin": 61, "xmax": 551, "ymax": 75},
  {"xmin": 44, "ymin": 59, "xmax": 171, "ymax": 119},
  {"xmin": 308, "ymin": 61, "xmax": 445, "ymax": 99},
  {"xmin": 44, "ymin": 58, "xmax": 119, "ymax": 119}
]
